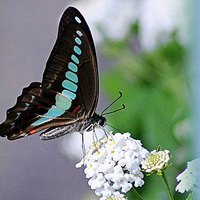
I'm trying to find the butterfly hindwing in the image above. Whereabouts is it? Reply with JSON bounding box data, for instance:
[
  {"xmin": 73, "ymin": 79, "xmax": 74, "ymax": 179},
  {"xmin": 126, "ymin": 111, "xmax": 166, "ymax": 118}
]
[{"xmin": 0, "ymin": 7, "xmax": 99, "ymax": 140}]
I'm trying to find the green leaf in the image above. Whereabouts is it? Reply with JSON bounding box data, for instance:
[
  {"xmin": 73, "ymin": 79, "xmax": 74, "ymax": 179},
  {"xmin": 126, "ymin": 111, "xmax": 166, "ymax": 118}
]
[{"xmin": 186, "ymin": 193, "xmax": 194, "ymax": 200}]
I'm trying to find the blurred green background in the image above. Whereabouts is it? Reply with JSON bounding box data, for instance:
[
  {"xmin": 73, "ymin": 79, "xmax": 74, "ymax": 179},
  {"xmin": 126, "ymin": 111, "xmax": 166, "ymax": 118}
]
[
  {"xmin": 101, "ymin": 31, "xmax": 191, "ymax": 199},
  {"xmin": 95, "ymin": 4, "xmax": 192, "ymax": 199}
]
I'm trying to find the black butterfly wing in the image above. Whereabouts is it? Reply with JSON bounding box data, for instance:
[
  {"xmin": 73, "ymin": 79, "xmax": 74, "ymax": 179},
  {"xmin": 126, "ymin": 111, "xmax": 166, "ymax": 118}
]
[
  {"xmin": 42, "ymin": 7, "xmax": 98, "ymax": 118},
  {"xmin": 0, "ymin": 82, "xmax": 74, "ymax": 139},
  {"xmin": 0, "ymin": 7, "xmax": 98, "ymax": 140}
]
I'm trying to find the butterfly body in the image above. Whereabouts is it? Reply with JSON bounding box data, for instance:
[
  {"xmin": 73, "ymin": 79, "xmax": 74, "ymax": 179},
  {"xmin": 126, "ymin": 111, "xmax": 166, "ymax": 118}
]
[
  {"xmin": 40, "ymin": 113, "xmax": 106, "ymax": 140},
  {"xmin": 0, "ymin": 7, "xmax": 104, "ymax": 140}
]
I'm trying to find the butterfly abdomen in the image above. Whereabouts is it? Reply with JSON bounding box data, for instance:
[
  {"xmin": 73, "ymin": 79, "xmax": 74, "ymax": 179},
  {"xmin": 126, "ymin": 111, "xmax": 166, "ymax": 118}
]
[
  {"xmin": 40, "ymin": 116, "xmax": 94, "ymax": 140},
  {"xmin": 39, "ymin": 113, "xmax": 106, "ymax": 140}
]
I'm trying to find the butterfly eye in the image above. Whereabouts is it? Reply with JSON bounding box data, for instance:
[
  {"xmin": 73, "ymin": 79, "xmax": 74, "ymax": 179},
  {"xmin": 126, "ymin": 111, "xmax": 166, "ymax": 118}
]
[{"xmin": 98, "ymin": 118, "xmax": 105, "ymax": 127}]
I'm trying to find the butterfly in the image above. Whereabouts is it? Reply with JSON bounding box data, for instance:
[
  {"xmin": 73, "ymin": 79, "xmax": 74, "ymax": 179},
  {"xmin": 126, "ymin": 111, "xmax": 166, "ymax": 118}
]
[{"xmin": 0, "ymin": 6, "xmax": 107, "ymax": 141}]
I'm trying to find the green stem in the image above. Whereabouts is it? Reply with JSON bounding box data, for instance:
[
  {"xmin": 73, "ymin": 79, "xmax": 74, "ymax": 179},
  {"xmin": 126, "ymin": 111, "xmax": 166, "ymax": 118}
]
[
  {"xmin": 130, "ymin": 187, "xmax": 145, "ymax": 200},
  {"xmin": 161, "ymin": 172, "xmax": 174, "ymax": 200}
]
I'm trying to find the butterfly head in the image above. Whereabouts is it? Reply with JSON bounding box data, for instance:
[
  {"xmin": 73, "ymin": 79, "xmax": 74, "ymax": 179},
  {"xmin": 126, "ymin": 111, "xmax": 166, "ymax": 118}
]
[
  {"xmin": 98, "ymin": 116, "xmax": 106, "ymax": 127},
  {"xmin": 93, "ymin": 113, "xmax": 106, "ymax": 127}
]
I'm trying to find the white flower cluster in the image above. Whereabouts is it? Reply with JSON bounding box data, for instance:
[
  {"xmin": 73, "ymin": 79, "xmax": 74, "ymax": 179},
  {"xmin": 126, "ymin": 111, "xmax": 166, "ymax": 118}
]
[
  {"xmin": 175, "ymin": 158, "xmax": 200, "ymax": 193},
  {"xmin": 141, "ymin": 150, "xmax": 170, "ymax": 174},
  {"xmin": 76, "ymin": 132, "xmax": 149, "ymax": 199}
]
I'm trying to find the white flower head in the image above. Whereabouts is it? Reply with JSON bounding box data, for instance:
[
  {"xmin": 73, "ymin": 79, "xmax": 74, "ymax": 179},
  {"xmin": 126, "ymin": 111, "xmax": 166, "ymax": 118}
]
[
  {"xmin": 175, "ymin": 158, "xmax": 200, "ymax": 193},
  {"xmin": 141, "ymin": 150, "xmax": 171, "ymax": 174},
  {"xmin": 76, "ymin": 132, "xmax": 149, "ymax": 199}
]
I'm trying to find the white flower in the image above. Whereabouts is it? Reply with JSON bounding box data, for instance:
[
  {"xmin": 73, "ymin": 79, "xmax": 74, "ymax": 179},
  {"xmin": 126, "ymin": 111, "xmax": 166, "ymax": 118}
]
[
  {"xmin": 175, "ymin": 158, "xmax": 200, "ymax": 193},
  {"xmin": 76, "ymin": 132, "xmax": 149, "ymax": 199},
  {"xmin": 141, "ymin": 150, "xmax": 170, "ymax": 174}
]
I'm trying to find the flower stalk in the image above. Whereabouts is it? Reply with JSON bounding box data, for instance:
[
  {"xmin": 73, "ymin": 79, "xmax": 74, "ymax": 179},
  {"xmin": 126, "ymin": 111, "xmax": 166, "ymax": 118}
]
[
  {"xmin": 162, "ymin": 171, "xmax": 174, "ymax": 200},
  {"xmin": 130, "ymin": 187, "xmax": 145, "ymax": 200}
]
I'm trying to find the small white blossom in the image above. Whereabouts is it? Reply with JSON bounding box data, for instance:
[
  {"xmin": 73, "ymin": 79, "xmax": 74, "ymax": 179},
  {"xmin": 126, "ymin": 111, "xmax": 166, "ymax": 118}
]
[
  {"xmin": 141, "ymin": 150, "xmax": 170, "ymax": 174},
  {"xmin": 76, "ymin": 132, "xmax": 149, "ymax": 199},
  {"xmin": 175, "ymin": 158, "xmax": 200, "ymax": 193}
]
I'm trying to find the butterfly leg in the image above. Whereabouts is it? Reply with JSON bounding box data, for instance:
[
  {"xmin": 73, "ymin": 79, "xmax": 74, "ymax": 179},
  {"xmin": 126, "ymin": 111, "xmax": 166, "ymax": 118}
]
[
  {"xmin": 102, "ymin": 127, "xmax": 109, "ymax": 138},
  {"xmin": 105, "ymin": 129, "xmax": 115, "ymax": 140},
  {"xmin": 91, "ymin": 124, "xmax": 100, "ymax": 151},
  {"xmin": 80, "ymin": 131, "xmax": 86, "ymax": 157},
  {"xmin": 92, "ymin": 125, "xmax": 100, "ymax": 143},
  {"xmin": 96, "ymin": 123, "xmax": 109, "ymax": 139}
]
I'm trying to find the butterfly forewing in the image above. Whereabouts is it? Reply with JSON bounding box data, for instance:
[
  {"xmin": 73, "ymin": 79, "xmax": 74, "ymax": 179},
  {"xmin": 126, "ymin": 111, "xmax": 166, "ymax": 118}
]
[
  {"xmin": 0, "ymin": 7, "xmax": 99, "ymax": 140},
  {"xmin": 42, "ymin": 7, "xmax": 98, "ymax": 117}
]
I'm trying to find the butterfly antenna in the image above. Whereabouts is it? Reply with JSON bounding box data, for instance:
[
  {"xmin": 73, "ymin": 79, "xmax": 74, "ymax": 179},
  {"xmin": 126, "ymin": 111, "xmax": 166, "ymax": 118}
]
[
  {"xmin": 101, "ymin": 92, "xmax": 123, "ymax": 115},
  {"xmin": 102, "ymin": 104, "xmax": 125, "ymax": 116}
]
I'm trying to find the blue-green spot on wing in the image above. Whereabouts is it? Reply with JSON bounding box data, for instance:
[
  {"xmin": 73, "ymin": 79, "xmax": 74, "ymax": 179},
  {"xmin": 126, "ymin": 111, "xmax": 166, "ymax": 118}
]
[
  {"xmin": 65, "ymin": 71, "xmax": 78, "ymax": 83},
  {"xmin": 0, "ymin": 6, "xmax": 99, "ymax": 140}
]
